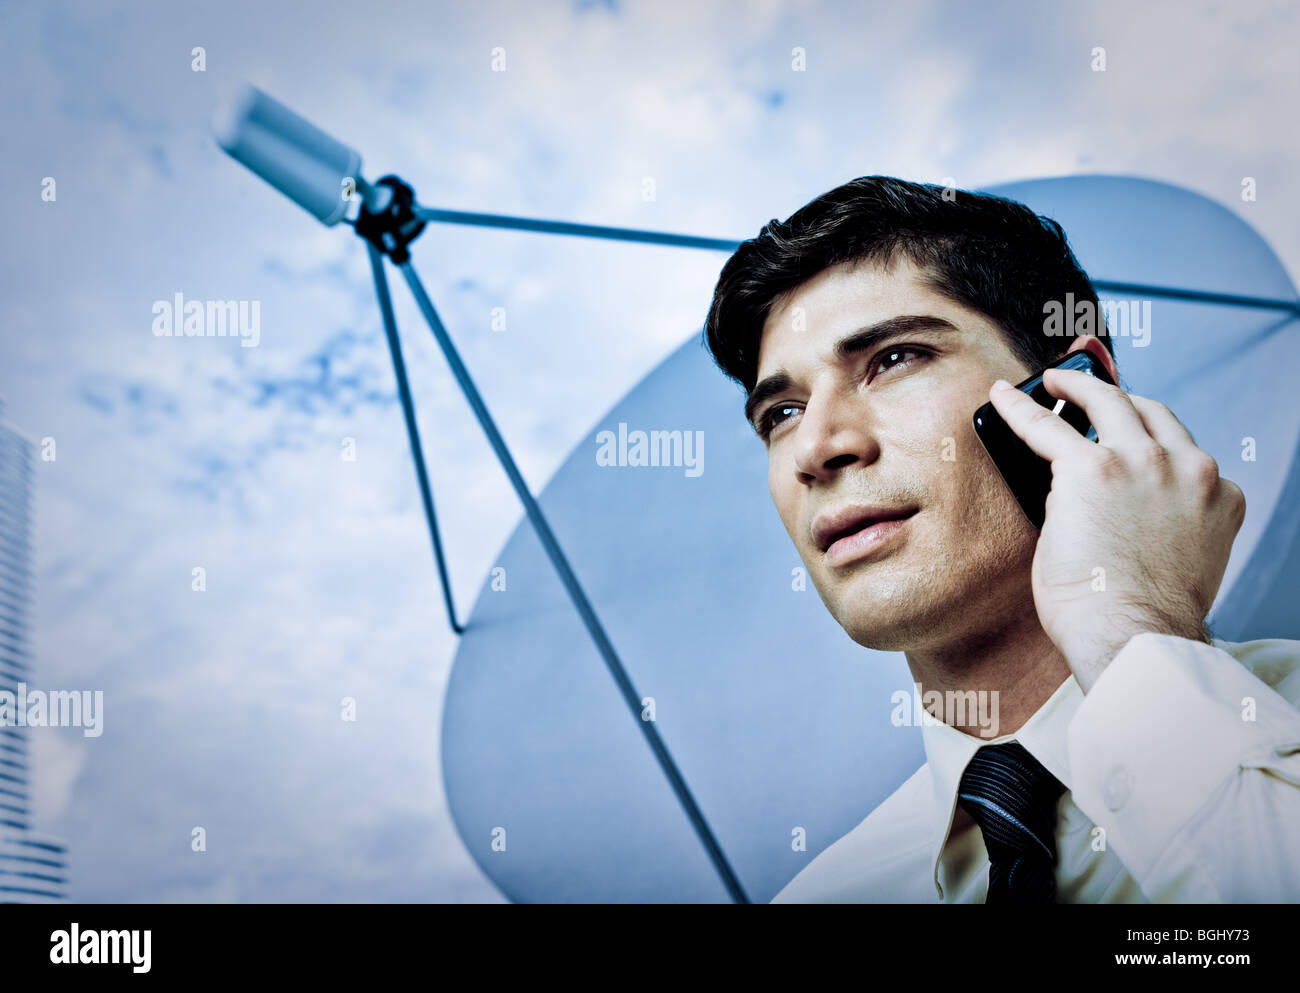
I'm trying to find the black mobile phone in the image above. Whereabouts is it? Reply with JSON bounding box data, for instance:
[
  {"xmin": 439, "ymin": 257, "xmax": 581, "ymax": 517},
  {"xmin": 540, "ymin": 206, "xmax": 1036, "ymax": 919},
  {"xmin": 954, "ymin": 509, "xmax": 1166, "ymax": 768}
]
[{"xmin": 972, "ymin": 349, "xmax": 1115, "ymax": 530}]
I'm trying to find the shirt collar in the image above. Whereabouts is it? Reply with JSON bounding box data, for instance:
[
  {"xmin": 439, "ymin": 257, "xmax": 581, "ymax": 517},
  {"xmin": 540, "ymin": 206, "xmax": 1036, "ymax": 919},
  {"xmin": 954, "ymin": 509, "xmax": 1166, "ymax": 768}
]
[{"xmin": 920, "ymin": 671, "xmax": 1082, "ymax": 900}]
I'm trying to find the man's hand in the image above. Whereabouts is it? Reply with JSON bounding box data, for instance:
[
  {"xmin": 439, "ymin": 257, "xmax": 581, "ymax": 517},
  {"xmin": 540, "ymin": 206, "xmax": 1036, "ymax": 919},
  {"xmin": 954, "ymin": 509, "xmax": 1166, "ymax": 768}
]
[{"xmin": 987, "ymin": 368, "xmax": 1246, "ymax": 693}]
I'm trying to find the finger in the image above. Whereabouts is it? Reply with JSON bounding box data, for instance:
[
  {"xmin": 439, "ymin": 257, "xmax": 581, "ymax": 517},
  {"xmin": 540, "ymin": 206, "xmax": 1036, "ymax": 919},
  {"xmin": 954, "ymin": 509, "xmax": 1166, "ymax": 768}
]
[
  {"xmin": 1041, "ymin": 368, "xmax": 1156, "ymax": 457},
  {"xmin": 987, "ymin": 378, "xmax": 1098, "ymax": 464},
  {"xmin": 1127, "ymin": 394, "xmax": 1199, "ymax": 452},
  {"xmin": 1219, "ymin": 476, "xmax": 1248, "ymax": 533}
]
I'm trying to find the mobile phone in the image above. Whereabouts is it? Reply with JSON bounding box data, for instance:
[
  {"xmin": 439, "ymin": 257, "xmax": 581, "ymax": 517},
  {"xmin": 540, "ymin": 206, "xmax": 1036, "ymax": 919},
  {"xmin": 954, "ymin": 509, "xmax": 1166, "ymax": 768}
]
[{"xmin": 972, "ymin": 349, "xmax": 1115, "ymax": 530}]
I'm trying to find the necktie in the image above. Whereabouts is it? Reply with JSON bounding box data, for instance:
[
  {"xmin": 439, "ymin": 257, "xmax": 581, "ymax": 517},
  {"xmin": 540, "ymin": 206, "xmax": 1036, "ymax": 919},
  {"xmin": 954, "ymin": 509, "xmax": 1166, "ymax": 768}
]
[{"xmin": 957, "ymin": 741, "xmax": 1068, "ymax": 904}]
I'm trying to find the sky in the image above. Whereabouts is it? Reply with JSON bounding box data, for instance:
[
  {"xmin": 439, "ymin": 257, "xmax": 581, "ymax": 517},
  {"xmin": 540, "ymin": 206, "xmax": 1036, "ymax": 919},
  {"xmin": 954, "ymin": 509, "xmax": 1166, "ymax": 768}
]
[{"xmin": 0, "ymin": 0, "xmax": 1297, "ymax": 901}]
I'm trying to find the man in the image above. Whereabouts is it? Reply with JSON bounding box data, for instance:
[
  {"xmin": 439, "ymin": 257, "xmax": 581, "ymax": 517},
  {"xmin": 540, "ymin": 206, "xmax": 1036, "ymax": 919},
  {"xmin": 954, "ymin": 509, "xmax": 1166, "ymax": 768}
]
[{"xmin": 703, "ymin": 176, "xmax": 1300, "ymax": 903}]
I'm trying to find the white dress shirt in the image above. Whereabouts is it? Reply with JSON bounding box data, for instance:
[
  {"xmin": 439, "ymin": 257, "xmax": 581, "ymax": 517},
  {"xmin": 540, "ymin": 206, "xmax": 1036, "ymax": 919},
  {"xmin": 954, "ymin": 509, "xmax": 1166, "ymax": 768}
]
[{"xmin": 771, "ymin": 633, "xmax": 1300, "ymax": 903}]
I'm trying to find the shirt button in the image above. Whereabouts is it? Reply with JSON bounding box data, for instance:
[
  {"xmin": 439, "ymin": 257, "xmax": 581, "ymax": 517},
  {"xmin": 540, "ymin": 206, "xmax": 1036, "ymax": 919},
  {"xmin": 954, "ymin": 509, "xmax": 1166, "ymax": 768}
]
[{"xmin": 1104, "ymin": 767, "xmax": 1132, "ymax": 811}]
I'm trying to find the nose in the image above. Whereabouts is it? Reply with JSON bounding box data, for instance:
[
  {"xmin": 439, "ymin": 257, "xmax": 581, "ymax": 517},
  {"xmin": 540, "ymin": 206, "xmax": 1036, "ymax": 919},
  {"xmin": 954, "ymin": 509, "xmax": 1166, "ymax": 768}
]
[{"xmin": 791, "ymin": 390, "xmax": 880, "ymax": 485}]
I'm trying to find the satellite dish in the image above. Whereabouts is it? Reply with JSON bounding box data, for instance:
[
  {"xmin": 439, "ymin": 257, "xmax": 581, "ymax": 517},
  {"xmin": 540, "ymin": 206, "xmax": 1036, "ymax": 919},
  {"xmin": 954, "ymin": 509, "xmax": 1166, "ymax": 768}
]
[
  {"xmin": 441, "ymin": 175, "xmax": 1300, "ymax": 902},
  {"xmin": 210, "ymin": 95, "xmax": 1300, "ymax": 902}
]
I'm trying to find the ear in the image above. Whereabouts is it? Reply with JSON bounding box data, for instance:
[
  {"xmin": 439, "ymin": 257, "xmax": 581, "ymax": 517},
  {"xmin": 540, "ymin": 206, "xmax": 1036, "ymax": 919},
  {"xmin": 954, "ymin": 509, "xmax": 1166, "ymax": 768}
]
[{"xmin": 1064, "ymin": 334, "xmax": 1119, "ymax": 384}]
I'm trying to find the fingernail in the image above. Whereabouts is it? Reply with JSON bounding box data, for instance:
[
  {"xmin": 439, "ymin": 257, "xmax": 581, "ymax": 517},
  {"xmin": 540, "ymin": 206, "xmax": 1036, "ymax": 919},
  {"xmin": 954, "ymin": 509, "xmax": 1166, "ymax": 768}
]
[{"xmin": 991, "ymin": 379, "xmax": 1012, "ymax": 392}]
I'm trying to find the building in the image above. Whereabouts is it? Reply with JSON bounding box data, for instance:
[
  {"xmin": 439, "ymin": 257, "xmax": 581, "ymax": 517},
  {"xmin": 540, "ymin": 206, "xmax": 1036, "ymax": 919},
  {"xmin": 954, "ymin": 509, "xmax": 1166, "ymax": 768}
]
[{"xmin": 0, "ymin": 400, "xmax": 68, "ymax": 902}]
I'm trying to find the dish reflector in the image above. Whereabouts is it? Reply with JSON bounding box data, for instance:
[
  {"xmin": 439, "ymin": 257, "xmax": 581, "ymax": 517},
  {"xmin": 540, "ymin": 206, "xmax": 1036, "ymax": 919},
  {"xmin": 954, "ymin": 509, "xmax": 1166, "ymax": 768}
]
[{"xmin": 442, "ymin": 176, "xmax": 1300, "ymax": 901}]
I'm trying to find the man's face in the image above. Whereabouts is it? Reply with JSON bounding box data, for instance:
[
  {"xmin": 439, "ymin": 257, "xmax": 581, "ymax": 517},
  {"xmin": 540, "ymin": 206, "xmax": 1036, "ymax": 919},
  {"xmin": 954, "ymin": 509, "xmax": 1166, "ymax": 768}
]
[{"xmin": 750, "ymin": 256, "xmax": 1041, "ymax": 652}]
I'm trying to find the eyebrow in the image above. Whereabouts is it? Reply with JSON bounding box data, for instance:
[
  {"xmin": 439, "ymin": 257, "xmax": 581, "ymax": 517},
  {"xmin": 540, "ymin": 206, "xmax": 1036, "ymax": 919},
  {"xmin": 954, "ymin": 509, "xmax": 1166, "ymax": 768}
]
[{"xmin": 744, "ymin": 314, "xmax": 961, "ymax": 430}]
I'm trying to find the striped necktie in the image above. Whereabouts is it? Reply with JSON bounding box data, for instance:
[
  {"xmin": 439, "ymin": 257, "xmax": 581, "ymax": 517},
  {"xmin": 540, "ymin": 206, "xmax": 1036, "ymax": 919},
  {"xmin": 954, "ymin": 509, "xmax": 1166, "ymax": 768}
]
[{"xmin": 957, "ymin": 741, "xmax": 1068, "ymax": 904}]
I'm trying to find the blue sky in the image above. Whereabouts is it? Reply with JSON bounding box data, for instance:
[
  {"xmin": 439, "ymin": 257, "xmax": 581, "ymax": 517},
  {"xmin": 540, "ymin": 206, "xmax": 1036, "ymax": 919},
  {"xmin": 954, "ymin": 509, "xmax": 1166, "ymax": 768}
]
[{"xmin": 0, "ymin": 0, "xmax": 1297, "ymax": 901}]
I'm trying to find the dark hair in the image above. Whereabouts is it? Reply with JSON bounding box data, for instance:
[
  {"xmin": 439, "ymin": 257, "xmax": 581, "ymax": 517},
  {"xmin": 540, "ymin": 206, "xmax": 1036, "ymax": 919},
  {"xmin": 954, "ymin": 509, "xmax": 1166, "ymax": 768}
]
[{"xmin": 703, "ymin": 175, "xmax": 1112, "ymax": 395}]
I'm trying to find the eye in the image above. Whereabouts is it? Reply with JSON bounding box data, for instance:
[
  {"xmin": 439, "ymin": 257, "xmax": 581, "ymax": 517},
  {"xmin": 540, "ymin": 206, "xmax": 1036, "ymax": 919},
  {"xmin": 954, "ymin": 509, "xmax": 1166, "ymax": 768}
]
[
  {"xmin": 868, "ymin": 344, "xmax": 931, "ymax": 381},
  {"xmin": 756, "ymin": 344, "xmax": 934, "ymax": 442},
  {"xmin": 758, "ymin": 402, "xmax": 802, "ymax": 440}
]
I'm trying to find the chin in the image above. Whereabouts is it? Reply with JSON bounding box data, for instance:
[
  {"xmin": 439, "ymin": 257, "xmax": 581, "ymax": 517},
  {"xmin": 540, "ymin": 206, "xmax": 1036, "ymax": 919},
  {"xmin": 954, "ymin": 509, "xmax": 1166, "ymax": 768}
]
[
  {"xmin": 806, "ymin": 497, "xmax": 1038, "ymax": 652},
  {"xmin": 816, "ymin": 549, "xmax": 1020, "ymax": 653},
  {"xmin": 815, "ymin": 567, "xmax": 946, "ymax": 651},
  {"xmin": 836, "ymin": 607, "xmax": 937, "ymax": 653}
]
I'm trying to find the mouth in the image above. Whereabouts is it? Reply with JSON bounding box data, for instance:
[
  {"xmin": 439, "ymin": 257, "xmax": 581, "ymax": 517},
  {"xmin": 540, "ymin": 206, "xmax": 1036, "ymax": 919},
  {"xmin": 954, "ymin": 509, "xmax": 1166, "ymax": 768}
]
[{"xmin": 813, "ymin": 504, "xmax": 919, "ymax": 567}]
